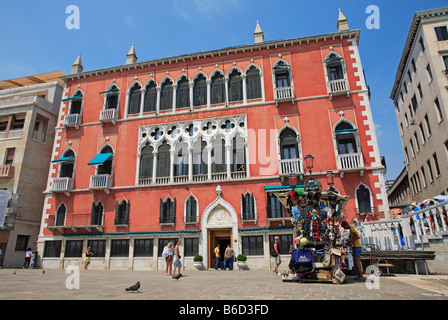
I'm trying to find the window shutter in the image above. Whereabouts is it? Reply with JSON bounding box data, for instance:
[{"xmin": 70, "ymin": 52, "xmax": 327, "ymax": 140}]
[
  {"xmin": 91, "ymin": 202, "xmax": 96, "ymax": 225},
  {"xmin": 114, "ymin": 201, "xmax": 119, "ymax": 224},
  {"xmin": 171, "ymin": 198, "xmax": 176, "ymax": 223},
  {"xmin": 125, "ymin": 201, "xmax": 130, "ymax": 224},
  {"xmin": 159, "ymin": 199, "xmax": 163, "ymax": 222}
]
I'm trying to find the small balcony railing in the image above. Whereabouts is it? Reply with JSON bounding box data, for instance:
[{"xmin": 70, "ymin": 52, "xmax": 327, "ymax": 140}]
[
  {"xmin": 64, "ymin": 113, "xmax": 80, "ymax": 128},
  {"xmin": 336, "ymin": 152, "xmax": 364, "ymax": 171},
  {"xmin": 89, "ymin": 174, "xmax": 112, "ymax": 193},
  {"xmin": 0, "ymin": 129, "xmax": 23, "ymax": 140},
  {"xmin": 328, "ymin": 78, "xmax": 349, "ymax": 98},
  {"xmin": 274, "ymin": 86, "xmax": 295, "ymax": 102},
  {"xmin": 51, "ymin": 177, "xmax": 73, "ymax": 194},
  {"xmin": 99, "ymin": 109, "xmax": 118, "ymax": 124},
  {"xmin": 279, "ymin": 158, "xmax": 303, "ymax": 176},
  {"xmin": 0, "ymin": 165, "xmax": 13, "ymax": 178}
]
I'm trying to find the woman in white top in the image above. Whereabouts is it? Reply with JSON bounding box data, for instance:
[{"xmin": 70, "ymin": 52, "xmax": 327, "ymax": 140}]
[{"xmin": 162, "ymin": 242, "xmax": 174, "ymax": 276}]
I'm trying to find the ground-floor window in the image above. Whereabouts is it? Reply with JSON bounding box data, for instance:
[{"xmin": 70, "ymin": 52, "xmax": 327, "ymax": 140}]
[
  {"xmin": 87, "ymin": 240, "xmax": 106, "ymax": 257},
  {"xmin": 269, "ymin": 234, "xmax": 293, "ymax": 254},
  {"xmin": 158, "ymin": 238, "xmax": 178, "ymax": 257},
  {"xmin": 44, "ymin": 241, "xmax": 62, "ymax": 257},
  {"xmin": 134, "ymin": 239, "xmax": 154, "ymax": 257},
  {"xmin": 184, "ymin": 238, "xmax": 199, "ymax": 257},
  {"xmin": 242, "ymin": 236, "xmax": 263, "ymax": 255},
  {"xmin": 110, "ymin": 239, "xmax": 129, "ymax": 257},
  {"xmin": 65, "ymin": 240, "xmax": 83, "ymax": 257}
]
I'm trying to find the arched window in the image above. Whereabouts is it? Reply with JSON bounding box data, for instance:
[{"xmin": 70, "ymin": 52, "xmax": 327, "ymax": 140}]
[
  {"xmin": 185, "ymin": 195, "xmax": 197, "ymax": 223},
  {"xmin": 228, "ymin": 69, "xmax": 243, "ymax": 102},
  {"xmin": 98, "ymin": 146, "xmax": 113, "ymax": 175},
  {"xmin": 91, "ymin": 202, "xmax": 103, "ymax": 225},
  {"xmin": 193, "ymin": 74, "xmax": 207, "ymax": 107},
  {"xmin": 193, "ymin": 140, "xmax": 207, "ymax": 175},
  {"xmin": 69, "ymin": 91, "xmax": 83, "ymax": 115},
  {"xmin": 242, "ymin": 192, "xmax": 255, "ymax": 221},
  {"xmin": 60, "ymin": 149, "xmax": 75, "ymax": 178},
  {"xmin": 143, "ymin": 82, "xmax": 157, "ymax": 113},
  {"xmin": 55, "ymin": 203, "xmax": 66, "ymax": 226},
  {"xmin": 157, "ymin": 141, "xmax": 171, "ymax": 177},
  {"xmin": 273, "ymin": 61, "xmax": 291, "ymax": 88},
  {"xmin": 211, "ymin": 73, "xmax": 225, "ymax": 104},
  {"xmin": 128, "ymin": 83, "xmax": 141, "ymax": 115},
  {"xmin": 211, "ymin": 138, "xmax": 226, "ymax": 173},
  {"xmin": 325, "ymin": 52, "xmax": 344, "ymax": 81},
  {"xmin": 335, "ymin": 121, "xmax": 357, "ymax": 154},
  {"xmin": 246, "ymin": 66, "xmax": 261, "ymax": 100},
  {"xmin": 174, "ymin": 142, "xmax": 189, "ymax": 177},
  {"xmin": 176, "ymin": 77, "xmax": 190, "ymax": 109},
  {"xmin": 356, "ymin": 184, "xmax": 372, "ymax": 215},
  {"xmin": 279, "ymin": 128, "xmax": 299, "ymax": 159},
  {"xmin": 232, "ymin": 134, "xmax": 246, "ymax": 172},
  {"xmin": 139, "ymin": 143, "xmax": 154, "ymax": 180},
  {"xmin": 105, "ymin": 85, "xmax": 119, "ymax": 110},
  {"xmin": 160, "ymin": 79, "xmax": 173, "ymax": 111},
  {"xmin": 160, "ymin": 197, "xmax": 176, "ymax": 224},
  {"xmin": 115, "ymin": 199, "xmax": 130, "ymax": 225}
]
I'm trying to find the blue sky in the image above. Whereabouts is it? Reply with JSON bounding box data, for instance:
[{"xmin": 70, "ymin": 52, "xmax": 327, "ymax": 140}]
[{"xmin": 1, "ymin": 0, "xmax": 447, "ymax": 182}]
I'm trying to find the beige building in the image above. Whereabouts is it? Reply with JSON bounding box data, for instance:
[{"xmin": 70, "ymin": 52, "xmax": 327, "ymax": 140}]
[
  {"xmin": 390, "ymin": 7, "xmax": 448, "ymax": 204},
  {"xmin": 0, "ymin": 71, "xmax": 65, "ymax": 267}
]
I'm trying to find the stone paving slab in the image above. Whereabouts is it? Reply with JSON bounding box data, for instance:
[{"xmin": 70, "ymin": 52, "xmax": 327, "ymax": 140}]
[{"xmin": 0, "ymin": 268, "xmax": 447, "ymax": 301}]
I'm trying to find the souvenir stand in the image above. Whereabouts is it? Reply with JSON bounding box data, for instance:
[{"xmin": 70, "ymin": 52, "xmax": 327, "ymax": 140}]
[{"xmin": 274, "ymin": 177, "xmax": 350, "ymax": 284}]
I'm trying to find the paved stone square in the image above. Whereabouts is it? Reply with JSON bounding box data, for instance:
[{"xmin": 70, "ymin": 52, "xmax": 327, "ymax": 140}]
[{"xmin": 0, "ymin": 268, "xmax": 447, "ymax": 301}]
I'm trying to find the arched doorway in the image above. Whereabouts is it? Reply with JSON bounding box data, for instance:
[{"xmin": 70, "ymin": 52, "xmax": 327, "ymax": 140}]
[{"xmin": 201, "ymin": 192, "xmax": 239, "ymax": 269}]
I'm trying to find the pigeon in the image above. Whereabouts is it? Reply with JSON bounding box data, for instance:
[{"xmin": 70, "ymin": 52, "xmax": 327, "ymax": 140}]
[
  {"xmin": 125, "ymin": 281, "xmax": 140, "ymax": 292},
  {"xmin": 172, "ymin": 274, "xmax": 181, "ymax": 280},
  {"xmin": 13, "ymin": 270, "xmax": 16, "ymax": 275},
  {"xmin": 42, "ymin": 270, "xmax": 45, "ymax": 274}
]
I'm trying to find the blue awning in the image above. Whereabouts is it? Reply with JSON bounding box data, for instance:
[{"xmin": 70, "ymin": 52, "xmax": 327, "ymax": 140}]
[
  {"xmin": 264, "ymin": 184, "xmax": 304, "ymax": 192},
  {"xmin": 52, "ymin": 156, "xmax": 74, "ymax": 163},
  {"xmin": 88, "ymin": 153, "xmax": 112, "ymax": 166},
  {"xmin": 62, "ymin": 95, "xmax": 82, "ymax": 102},
  {"xmin": 335, "ymin": 128, "xmax": 357, "ymax": 133}
]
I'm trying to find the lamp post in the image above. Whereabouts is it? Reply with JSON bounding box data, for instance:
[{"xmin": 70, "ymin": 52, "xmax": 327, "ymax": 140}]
[
  {"xmin": 304, "ymin": 153, "xmax": 314, "ymax": 176},
  {"xmin": 325, "ymin": 169, "xmax": 337, "ymax": 192}
]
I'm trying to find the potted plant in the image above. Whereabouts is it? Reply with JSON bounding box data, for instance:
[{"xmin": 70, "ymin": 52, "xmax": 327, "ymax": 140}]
[
  {"xmin": 193, "ymin": 255, "xmax": 204, "ymax": 270},
  {"xmin": 237, "ymin": 254, "xmax": 248, "ymax": 270}
]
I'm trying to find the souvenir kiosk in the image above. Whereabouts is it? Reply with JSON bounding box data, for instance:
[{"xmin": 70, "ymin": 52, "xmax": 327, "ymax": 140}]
[{"xmin": 274, "ymin": 167, "xmax": 350, "ymax": 284}]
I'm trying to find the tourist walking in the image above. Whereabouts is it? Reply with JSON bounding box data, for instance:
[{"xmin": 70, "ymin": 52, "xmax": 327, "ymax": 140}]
[
  {"xmin": 172, "ymin": 240, "xmax": 183, "ymax": 278},
  {"xmin": 273, "ymin": 236, "xmax": 281, "ymax": 275},
  {"xmin": 162, "ymin": 242, "xmax": 174, "ymax": 276},
  {"xmin": 223, "ymin": 244, "xmax": 235, "ymax": 270},
  {"xmin": 214, "ymin": 244, "xmax": 221, "ymax": 270},
  {"xmin": 23, "ymin": 248, "xmax": 32, "ymax": 268},
  {"xmin": 341, "ymin": 221, "xmax": 366, "ymax": 281}
]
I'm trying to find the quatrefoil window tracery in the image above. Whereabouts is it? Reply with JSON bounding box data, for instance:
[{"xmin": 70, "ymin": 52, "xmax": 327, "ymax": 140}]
[
  {"xmin": 150, "ymin": 128, "xmax": 163, "ymax": 140},
  {"xmin": 185, "ymin": 124, "xmax": 198, "ymax": 137},
  {"xmin": 167, "ymin": 126, "xmax": 181, "ymax": 139}
]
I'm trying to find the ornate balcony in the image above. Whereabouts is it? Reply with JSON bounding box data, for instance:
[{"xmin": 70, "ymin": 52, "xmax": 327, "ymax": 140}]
[
  {"xmin": 328, "ymin": 78, "xmax": 350, "ymax": 99},
  {"xmin": 274, "ymin": 86, "xmax": 295, "ymax": 105},
  {"xmin": 336, "ymin": 152, "xmax": 364, "ymax": 177},
  {"xmin": 99, "ymin": 109, "xmax": 118, "ymax": 125},
  {"xmin": 51, "ymin": 177, "xmax": 73, "ymax": 196},
  {"xmin": 89, "ymin": 174, "xmax": 112, "ymax": 194},
  {"xmin": 64, "ymin": 113, "xmax": 80, "ymax": 129}
]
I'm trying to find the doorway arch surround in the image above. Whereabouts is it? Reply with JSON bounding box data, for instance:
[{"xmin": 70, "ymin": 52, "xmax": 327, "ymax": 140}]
[{"xmin": 200, "ymin": 186, "xmax": 239, "ymax": 268}]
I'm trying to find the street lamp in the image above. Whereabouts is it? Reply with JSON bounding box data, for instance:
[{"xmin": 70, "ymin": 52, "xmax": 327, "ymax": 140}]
[
  {"xmin": 304, "ymin": 153, "xmax": 314, "ymax": 175},
  {"xmin": 325, "ymin": 169, "xmax": 338, "ymax": 193}
]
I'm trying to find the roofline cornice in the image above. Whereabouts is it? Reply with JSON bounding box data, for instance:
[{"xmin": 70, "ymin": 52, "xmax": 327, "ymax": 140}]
[
  {"xmin": 390, "ymin": 7, "xmax": 448, "ymax": 100},
  {"xmin": 60, "ymin": 29, "xmax": 361, "ymax": 82}
]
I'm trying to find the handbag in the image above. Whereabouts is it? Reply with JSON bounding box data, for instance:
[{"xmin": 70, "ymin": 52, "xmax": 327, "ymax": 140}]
[{"xmin": 162, "ymin": 247, "xmax": 169, "ymax": 257}]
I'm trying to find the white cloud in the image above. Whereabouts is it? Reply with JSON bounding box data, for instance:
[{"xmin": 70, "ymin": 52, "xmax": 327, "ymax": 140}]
[{"xmin": 123, "ymin": 14, "xmax": 137, "ymax": 28}]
